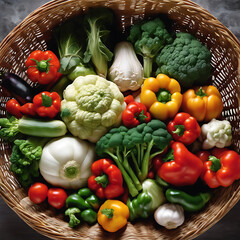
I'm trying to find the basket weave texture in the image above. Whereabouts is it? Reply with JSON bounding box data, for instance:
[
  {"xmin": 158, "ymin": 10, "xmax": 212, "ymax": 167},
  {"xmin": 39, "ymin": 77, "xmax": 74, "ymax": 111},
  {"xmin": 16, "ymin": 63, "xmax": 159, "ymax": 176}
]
[{"xmin": 0, "ymin": 0, "xmax": 240, "ymax": 239}]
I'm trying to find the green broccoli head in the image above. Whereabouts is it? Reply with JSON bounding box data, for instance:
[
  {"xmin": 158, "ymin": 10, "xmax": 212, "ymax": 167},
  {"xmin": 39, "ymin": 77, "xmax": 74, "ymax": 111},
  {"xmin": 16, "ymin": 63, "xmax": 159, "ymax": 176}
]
[
  {"xmin": 128, "ymin": 17, "xmax": 173, "ymax": 78},
  {"xmin": 156, "ymin": 32, "xmax": 212, "ymax": 88},
  {"xmin": 95, "ymin": 125, "xmax": 128, "ymax": 156}
]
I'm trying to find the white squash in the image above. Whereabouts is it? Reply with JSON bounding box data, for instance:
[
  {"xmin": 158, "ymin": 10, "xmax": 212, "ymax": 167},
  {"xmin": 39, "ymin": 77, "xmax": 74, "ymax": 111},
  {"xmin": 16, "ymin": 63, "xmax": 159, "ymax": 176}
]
[
  {"xmin": 154, "ymin": 203, "xmax": 185, "ymax": 229},
  {"xmin": 108, "ymin": 41, "xmax": 144, "ymax": 92},
  {"xmin": 39, "ymin": 136, "xmax": 95, "ymax": 189}
]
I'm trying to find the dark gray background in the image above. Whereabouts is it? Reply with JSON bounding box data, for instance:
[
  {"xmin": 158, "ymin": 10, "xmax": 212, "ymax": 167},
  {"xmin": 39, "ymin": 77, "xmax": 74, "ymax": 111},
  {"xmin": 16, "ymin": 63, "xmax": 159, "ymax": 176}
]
[{"xmin": 0, "ymin": 0, "xmax": 240, "ymax": 239}]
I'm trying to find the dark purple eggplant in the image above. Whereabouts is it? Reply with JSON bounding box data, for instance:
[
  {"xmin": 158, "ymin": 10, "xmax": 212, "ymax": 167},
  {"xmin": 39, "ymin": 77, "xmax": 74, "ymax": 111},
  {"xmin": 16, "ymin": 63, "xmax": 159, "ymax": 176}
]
[{"xmin": 0, "ymin": 71, "xmax": 34, "ymax": 103}]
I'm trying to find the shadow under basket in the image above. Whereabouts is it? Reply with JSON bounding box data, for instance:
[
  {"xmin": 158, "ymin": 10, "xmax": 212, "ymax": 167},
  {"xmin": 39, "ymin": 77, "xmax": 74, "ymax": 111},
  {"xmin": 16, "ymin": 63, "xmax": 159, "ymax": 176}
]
[{"xmin": 0, "ymin": 0, "xmax": 240, "ymax": 239}]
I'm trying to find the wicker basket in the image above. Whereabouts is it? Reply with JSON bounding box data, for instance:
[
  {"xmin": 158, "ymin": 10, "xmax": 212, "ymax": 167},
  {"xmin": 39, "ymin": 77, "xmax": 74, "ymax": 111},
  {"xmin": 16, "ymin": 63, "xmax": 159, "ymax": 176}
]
[{"xmin": 0, "ymin": 0, "xmax": 239, "ymax": 239}]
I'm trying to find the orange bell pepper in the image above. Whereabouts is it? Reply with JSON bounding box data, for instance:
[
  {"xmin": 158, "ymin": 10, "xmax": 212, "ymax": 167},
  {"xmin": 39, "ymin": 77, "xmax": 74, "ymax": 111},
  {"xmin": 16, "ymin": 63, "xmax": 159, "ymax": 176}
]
[
  {"xmin": 182, "ymin": 86, "xmax": 223, "ymax": 122},
  {"xmin": 97, "ymin": 200, "xmax": 129, "ymax": 232},
  {"xmin": 140, "ymin": 74, "xmax": 182, "ymax": 120}
]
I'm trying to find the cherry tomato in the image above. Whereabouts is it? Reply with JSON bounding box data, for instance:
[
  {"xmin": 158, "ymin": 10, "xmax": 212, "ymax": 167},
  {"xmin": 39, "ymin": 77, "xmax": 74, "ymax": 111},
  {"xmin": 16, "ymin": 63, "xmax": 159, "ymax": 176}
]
[
  {"xmin": 28, "ymin": 183, "xmax": 48, "ymax": 204},
  {"xmin": 147, "ymin": 171, "xmax": 155, "ymax": 179},
  {"xmin": 6, "ymin": 99, "xmax": 23, "ymax": 118},
  {"xmin": 48, "ymin": 188, "xmax": 67, "ymax": 209}
]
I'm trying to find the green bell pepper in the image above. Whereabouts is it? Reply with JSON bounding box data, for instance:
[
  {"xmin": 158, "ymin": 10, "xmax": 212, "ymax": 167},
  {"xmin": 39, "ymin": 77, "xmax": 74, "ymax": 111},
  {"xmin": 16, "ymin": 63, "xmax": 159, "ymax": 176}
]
[
  {"xmin": 66, "ymin": 188, "xmax": 100, "ymax": 210},
  {"xmin": 65, "ymin": 188, "xmax": 100, "ymax": 227},
  {"xmin": 80, "ymin": 209, "xmax": 97, "ymax": 224},
  {"xmin": 127, "ymin": 179, "xmax": 165, "ymax": 221},
  {"xmin": 127, "ymin": 192, "xmax": 152, "ymax": 221},
  {"xmin": 165, "ymin": 188, "xmax": 211, "ymax": 212}
]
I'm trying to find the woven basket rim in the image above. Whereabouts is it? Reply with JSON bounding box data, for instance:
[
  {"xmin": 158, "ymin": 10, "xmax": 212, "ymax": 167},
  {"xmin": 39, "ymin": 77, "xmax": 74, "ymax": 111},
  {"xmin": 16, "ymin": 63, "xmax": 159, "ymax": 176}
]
[
  {"xmin": 0, "ymin": 1, "xmax": 240, "ymax": 240},
  {"xmin": 1, "ymin": 0, "xmax": 240, "ymax": 51}
]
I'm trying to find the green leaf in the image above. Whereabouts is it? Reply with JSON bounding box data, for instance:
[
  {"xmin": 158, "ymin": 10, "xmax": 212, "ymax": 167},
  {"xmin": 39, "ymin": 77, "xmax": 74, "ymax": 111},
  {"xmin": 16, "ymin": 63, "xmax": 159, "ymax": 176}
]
[
  {"xmin": 54, "ymin": 18, "xmax": 86, "ymax": 75},
  {"xmin": 60, "ymin": 56, "xmax": 81, "ymax": 74}
]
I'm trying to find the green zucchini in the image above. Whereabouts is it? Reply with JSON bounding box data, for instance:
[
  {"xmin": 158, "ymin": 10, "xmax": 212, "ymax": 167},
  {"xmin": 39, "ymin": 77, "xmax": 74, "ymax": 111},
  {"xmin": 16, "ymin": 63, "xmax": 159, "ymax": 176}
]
[{"xmin": 18, "ymin": 117, "xmax": 67, "ymax": 137}]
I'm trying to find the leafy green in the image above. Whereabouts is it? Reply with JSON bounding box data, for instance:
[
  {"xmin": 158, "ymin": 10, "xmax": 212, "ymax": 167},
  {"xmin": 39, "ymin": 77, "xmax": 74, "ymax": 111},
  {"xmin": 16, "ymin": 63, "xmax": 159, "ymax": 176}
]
[
  {"xmin": 10, "ymin": 137, "xmax": 49, "ymax": 187},
  {"xmin": 0, "ymin": 116, "xmax": 22, "ymax": 142},
  {"xmin": 54, "ymin": 18, "xmax": 85, "ymax": 75},
  {"xmin": 83, "ymin": 8, "xmax": 114, "ymax": 77}
]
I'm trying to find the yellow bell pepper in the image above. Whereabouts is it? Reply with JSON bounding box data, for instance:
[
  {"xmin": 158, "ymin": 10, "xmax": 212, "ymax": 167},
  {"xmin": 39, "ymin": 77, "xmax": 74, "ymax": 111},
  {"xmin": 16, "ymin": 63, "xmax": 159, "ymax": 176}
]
[
  {"xmin": 97, "ymin": 200, "xmax": 129, "ymax": 232},
  {"xmin": 140, "ymin": 74, "xmax": 182, "ymax": 120},
  {"xmin": 182, "ymin": 86, "xmax": 223, "ymax": 122}
]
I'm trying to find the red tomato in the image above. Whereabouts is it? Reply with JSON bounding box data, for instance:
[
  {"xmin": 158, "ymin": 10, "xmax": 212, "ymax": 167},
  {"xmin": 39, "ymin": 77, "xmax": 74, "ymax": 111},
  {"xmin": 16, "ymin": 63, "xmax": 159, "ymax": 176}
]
[
  {"xmin": 48, "ymin": 188, "xmax": 67, "ymax": 209},
  {"xmin": 6, "ymin": 99, "xmax": 23, "ymax": 118},
  {"xmin": 28, "ymin": 183, "xmax": 48, "ymax": 204}
]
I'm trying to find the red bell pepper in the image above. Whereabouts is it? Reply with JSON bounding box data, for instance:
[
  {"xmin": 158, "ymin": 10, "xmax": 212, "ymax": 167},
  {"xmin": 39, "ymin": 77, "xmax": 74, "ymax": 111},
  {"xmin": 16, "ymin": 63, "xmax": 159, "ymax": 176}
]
[
  {"xmin": 122, "ymin": 101, "xmax": 151, "ymax": 128},
  {"xmin": 199, "ymin": 148, "xmax": 240, "ymax": 188},
  {"xmin": 6, "ymin": 99, "xmax": 23, "ymax": 118},
  {"xmin": 167, "ymin": 112, "xmax": 201, "ymax": 145},
  {"xmin": 20, "ymin": 103, "xmax": 36, "ymax": 117},
  {"xmin": 88, "ymin": 159, "xmax": 124, "ymax": 199},
  {"xmin": 25, "ymin": 50, "xmax": 61, "ymax": 85},
  {"xmin": 158, "ymin": 142, "xmax": 203, "ymax": 186},
  {"xmin": 33, "ymin": 91, "xmax": 61, "ymax": 118},
  {"xmin": 124, "ymin": 95, "xmax": 135, "ymax": 105}
]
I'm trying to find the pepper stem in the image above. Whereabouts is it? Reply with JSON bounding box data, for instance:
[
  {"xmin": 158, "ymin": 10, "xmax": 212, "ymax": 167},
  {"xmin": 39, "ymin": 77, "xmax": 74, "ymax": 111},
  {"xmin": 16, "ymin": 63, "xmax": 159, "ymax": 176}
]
[
  {"xmin": 136, "ymin": 110, "xmax": 147, "ymax": 123},
  {"xmin": 30, "ymin": 58, "xmax": 52, "ymax": 73},
  {"xmin": 156, "ymin": 89, "xmax": 171, "ymax": 103},
  {"xmin": 95, "ymin": 174, "xmax": 109, "ymax": 188},
  {"xmin": 162, "ymin": 149, "xmax": 174, "ymax": 162},
  {"xmin": 195, "ymin": 87, "xmax": 207, "ymax": 98},
  {"xmin": 41, "ymin": 93, "xmax": 53, "ymax": 107},
  {"xmin": 101, "ymin": 208, "xmax": 114, "ymax": 219},
  {"xmin": 173, "ymin": 125, "xmax": 185, "ymax": 136},
  {"xmin": 209, "ymin": 156, "xmax": 221, "ymax": 172}
]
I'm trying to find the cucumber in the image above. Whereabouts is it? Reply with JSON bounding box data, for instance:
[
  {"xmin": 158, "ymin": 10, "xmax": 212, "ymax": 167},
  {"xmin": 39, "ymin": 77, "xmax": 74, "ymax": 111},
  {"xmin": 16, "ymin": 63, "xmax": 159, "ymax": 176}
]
[{"xmin": 18, "ymin": 117, "xmax": 67, "ymax": 137}]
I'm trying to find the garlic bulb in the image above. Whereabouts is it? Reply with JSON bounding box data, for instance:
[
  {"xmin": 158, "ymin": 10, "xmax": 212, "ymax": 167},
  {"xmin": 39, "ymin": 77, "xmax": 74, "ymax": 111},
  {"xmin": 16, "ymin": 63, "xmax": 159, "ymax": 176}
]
[
  {"xmin": 108, "ymin": 41, "xmax": 144, "ymax": 92},
  {"xmin": 154, "ymin": 203, "xmax": 185, "ymax": 229}
]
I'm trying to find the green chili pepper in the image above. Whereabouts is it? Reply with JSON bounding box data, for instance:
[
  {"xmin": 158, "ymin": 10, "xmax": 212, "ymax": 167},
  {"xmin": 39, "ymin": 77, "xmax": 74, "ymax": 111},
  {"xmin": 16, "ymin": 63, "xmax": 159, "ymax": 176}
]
[
  {"xmin": 165, "ymin": 188, "xmax": 211, "ymax": 212},
  {"xmin": 81, "ymin": 209, "xmax": 97, "ymax": 224}
]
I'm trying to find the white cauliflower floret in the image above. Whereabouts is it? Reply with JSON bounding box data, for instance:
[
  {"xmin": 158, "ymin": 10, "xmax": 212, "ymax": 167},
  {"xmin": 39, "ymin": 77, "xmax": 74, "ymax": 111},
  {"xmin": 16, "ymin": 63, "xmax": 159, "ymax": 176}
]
[
  {"xmin": 61, "ymin": 75, "xmax": 126, "ymax": 142},
  {"xmin": 199, "ymin": 118, "xmax": 232, "ymax": 149}
]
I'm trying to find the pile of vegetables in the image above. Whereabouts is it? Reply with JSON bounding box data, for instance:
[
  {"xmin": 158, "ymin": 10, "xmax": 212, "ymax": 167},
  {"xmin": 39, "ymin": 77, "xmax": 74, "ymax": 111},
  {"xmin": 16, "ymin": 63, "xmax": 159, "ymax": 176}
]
[{"xmin": 1, "ymin": 7, "xmax": 240, "ymax": 234}]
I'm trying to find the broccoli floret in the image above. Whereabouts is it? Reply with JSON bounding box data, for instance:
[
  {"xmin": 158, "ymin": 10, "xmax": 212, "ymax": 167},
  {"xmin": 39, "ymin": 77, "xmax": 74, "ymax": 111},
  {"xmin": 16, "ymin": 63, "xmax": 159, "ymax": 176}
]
[
  {"xmin": 156, "ymin": 32, "xmax": 212, "ymax": 88},
  {"xmin": 96, "ymin": 119, "xmax": 172, "ymax": 195},
  {"xmin": 123, "ymin": 119, "xmax": 172, "ymax": 181},
  {"xmin": 9, "ymin": 137, "xmax": 49, "ymax": 187},
  {"xmin": 65, "ymin": 207, "xmax": 81, "ymax": 228},
  {"xmin": 0, "ymin": 116, "xmax": 22, "ymax": 142},
  {"xmin": 128, "ymin": 17, "xmax": 173, "ymax": 77},
  {"xmin": 96, "ymin": 125, "xmax": 141, "ymax": 197}
]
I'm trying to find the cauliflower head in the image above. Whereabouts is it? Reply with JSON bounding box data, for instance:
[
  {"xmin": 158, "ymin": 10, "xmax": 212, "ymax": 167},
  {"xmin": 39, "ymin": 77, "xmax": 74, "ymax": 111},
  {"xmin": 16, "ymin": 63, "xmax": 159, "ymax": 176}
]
[{"xmin": 61, "ymin": 75, "xmax": 126, "ymax": 143}]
